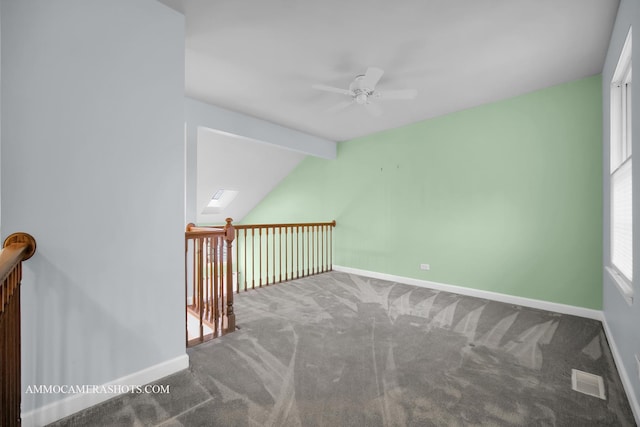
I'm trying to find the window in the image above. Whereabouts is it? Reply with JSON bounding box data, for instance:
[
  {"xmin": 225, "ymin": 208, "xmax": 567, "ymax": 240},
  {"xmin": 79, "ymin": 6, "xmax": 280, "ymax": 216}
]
[
  {"xmin": 201, "ymin": 189, "xmax": 239, "ymax": 214},
  {"xmin": 608, "ymin": 27, "xmax": 633, "ymax": 304}
]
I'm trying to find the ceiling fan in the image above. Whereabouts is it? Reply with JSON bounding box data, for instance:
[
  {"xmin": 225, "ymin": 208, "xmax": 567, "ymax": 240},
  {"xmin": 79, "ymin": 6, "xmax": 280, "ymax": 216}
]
[{"xmin": 312, "ymin": 67, "xmax": 417, "ymax": 117}]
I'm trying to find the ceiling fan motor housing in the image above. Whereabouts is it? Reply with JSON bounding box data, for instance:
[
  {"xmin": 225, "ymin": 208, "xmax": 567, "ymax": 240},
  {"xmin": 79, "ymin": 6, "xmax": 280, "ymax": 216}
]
[{"xmin": 350, "ymin": 75, "xmax": 374, "ymax": 104}]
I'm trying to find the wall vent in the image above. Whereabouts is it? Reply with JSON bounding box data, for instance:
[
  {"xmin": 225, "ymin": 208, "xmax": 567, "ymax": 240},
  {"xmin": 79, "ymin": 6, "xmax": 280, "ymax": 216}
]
[{"xmin": 571, "ymin": 369, "xmax": 606, "ymax": 400}]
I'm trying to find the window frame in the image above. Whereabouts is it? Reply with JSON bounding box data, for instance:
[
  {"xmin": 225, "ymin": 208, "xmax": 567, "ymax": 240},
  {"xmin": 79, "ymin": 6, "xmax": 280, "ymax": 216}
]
[{"xmin": 608, "ymin": 27, "xmax": 633, "ymax": 305}]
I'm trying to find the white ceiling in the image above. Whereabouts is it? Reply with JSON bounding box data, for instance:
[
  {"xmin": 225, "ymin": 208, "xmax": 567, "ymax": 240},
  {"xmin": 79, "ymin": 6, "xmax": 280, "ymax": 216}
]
[{"xmin": 161, "ymin": 0, "xmax": 619, "ymax": 142}]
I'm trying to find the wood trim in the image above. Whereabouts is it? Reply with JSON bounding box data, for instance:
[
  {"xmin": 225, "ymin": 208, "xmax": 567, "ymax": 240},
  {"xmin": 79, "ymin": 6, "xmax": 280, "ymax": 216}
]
[
  {"xmin": 0, "ymin": 233, "xmax": 36, "ymax": 286},
  {"xmin": 1, "ymin": 232, "xmax": 36, "ymax": 427},
  {"xmin": 233, "ymin": 220, "xmax": 336, "ymax": 230}
]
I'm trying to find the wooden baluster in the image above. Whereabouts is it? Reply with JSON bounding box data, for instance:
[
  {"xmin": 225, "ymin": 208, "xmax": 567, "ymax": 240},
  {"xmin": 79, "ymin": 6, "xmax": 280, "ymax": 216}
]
[
  {"xmin": 219, "ymin": 238, "xmax": 225, "ymax": 328},
  {"xmin": 200, "ymin": 237, "xmax": 209, "ymax": 324},
  {"xmin": 219, "ymin": 236, "xmax": 223, "ymax": 320},
  {"xmin": 259, "ymin": 228, "xmax": 263, "ymax": 287},
  {"xmin": 184, "ymin": 233, "xmax": 189, "ymax": 346},
  {"xmin": 224, "ymin": 218, "xmax": 236, "ymax": 331},
  {"xmin": 219, "ymin": 235, "xmax": 225, "ymax": 330},
  {"xmin": 318, "ymin": 226, "xmax": 322, "ymax": 274},
  {"xmin": 235, "ymin": 229, "xmax": 240, "ymax": 293},
  {"xmin": 204, "ymin": 237, "xmax": 213, "ymax": 322},
  {"xmin": 216, "ymin": 235, "xmax": 225, "ymax": 326},
  {"xmin": 191, "ymin": 238, "xmax": 196, "ymax": 311},
  {"xmin": 327, "ymin": 225, "xmax": 330, "ymax": 271},
  {"xmin": 249, "ymin": 228, "xmax": 256, "ymax": 289},
  {"xmin": 278, "ymin": 227, "xmax": 282, "ymax": 283},
  {"xmin": 330, "ymin": 221, "xmax": 334, "ymax": 270},
  {"xmin": 193, "ymin": 238, "xmax": 199, "ymax": 332},
  {"xmin": 296, "ymin": 226, "xmax": 300, "ymax": 278},
  {"xmin": 211, "ymin": 237, "xmax": 216, "ymax": 323},
  {"xmin": 296, "ymin": 225, "xmax": 300, "ymax": 278},
  {"xmin": 321, "ymin": 225, "xmax": 325, "ymax": 272},
  {"xmin": 265, "ymin": 227, "xmax": 270, "ymax": 286},
  {"xmin": 288, "ymin": 226, "xmax": 292, "ymax": 280},
  {"xmin": 1, "ymin": 267, "xmax": 22, "ymax": 427},
  {"xmin": 308, "ymin": 226, "xmax": 312, "ymax": 276},
  {"xmin": 212, "ymin": 236, "xmax": 220, "ymax": 329},
  {"xmin": 318, "ymin": 226, "xmax": 322, "ymax": 273},
  {"xmin": 317, "ymin": 225, "xmax": 321, "ymax": 274},
  {"xmin": 317, "ymin": 226, "xmax": 321, "ymax": 273},
  {"xmin": 320, "ymin": 225, "xmax": 324, "ymax": 273},
  {"xmin": 272, "ymin": 227, "xmax": 276, "ymax": 283},
  {"xmin": 215, "ymin": 236, "xmax": 220, "ymax": 331},
  {"xmin": 243, "ymin": 228, "xmax": 247, "ymax": 292},
  {"xmin": 212, "ymin": 236, "xmax": 219, "ymax": 330},
  {"xmin": 325, "ymin": 225, "xmax": 329, "ymax": 272},
  {"xmin": 291, "ymin": 226, "xmax": 295, "ymax": 279},
  {"xmin": 203, "ymin": 238, "xmax": 207, "ymax": 324},
  {"xmin": 307, "ymin": 226, "xmax": 311, "ymax": 276},
  {"xmin": 284, "ymin": 226, "xmax": 288, "ymax": 281},
  {"xmin": 197, "ymin": 237, "xmax": 204, "ymax": 342},
  {"xmin": 306, "ymin": 225, "xmax": 310, "ymax": 277},
  {"xmin": 251, "ymin": 228, "xmax": 255, "ymax": 290}
]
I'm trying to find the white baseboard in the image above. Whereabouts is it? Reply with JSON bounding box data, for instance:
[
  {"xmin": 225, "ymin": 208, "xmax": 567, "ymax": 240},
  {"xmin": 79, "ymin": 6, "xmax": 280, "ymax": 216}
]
[
  {"xmin": 601, "ymin": 318, "xmax": 640, "ymax": 425},
  {"xmin": 332, "ymin": 265, "xmax": 603, "ymax": 320},
  {"xmin": 21, "ymin": 354, "xmax": 189, "ymax": 427}
]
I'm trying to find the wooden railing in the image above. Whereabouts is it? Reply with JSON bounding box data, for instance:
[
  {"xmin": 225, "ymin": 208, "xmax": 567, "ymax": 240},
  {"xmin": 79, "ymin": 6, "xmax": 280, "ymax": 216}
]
[
  {"xmin": 234, "ymin": 220, "xmax": 336, "ymax": 292},
  {"xmin": 184, "ymin": 219, "xmax": 335, "ymax": 346},
  {"xmin": 1, "ymin": 232, "xmax": 36, "ymax": 427},
  {"xmin": 185, "ymin": 219, "xmax": 235, "ymax": 347}
]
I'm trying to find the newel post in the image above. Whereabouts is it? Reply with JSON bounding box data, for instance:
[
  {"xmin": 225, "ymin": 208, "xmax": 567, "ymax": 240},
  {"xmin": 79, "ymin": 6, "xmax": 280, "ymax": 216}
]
[{"xmin": 224, "ymin": 218, "xmax": 236, "ymax": 331}]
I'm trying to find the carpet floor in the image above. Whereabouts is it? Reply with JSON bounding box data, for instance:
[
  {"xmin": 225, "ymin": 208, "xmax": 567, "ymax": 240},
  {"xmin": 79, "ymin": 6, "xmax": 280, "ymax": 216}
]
[{"xmin": 49, "ymin": 271, "xmax": 636, "ymax": 426}]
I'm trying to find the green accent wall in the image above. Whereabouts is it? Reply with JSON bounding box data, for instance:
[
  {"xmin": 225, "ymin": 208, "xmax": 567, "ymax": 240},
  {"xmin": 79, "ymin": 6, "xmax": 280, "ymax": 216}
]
[{"xmin": 243, "ymin": 76, "xmax": 603, "ymax": 309}]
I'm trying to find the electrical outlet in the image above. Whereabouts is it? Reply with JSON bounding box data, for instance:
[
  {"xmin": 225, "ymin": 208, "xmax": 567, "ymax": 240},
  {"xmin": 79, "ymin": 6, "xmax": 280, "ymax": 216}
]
[{"xmin": 420, "ymin": 263, "xmax": 430, "ymax": 271}]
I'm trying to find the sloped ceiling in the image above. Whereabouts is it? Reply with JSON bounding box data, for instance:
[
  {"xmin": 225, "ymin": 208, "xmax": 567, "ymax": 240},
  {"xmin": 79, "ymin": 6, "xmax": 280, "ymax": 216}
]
[
  {"xmin": 160, "ymin": 0, "xmax": 619, "ymax": 142},
  {"xmin": 196, "ymin": 127, "xmax": 305, "ymax": 224}
]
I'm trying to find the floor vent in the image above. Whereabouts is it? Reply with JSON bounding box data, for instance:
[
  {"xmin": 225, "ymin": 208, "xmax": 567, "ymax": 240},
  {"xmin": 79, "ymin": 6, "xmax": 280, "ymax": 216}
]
[{"xmin": 571, "ymin": 369, "xmax": 606, "ymax": 400}]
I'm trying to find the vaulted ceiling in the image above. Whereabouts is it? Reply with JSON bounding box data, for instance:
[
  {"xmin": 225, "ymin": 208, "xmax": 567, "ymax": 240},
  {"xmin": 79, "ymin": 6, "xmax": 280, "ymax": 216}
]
[{"xmin": 161, "ymin": 0, "xmax": 619, "ymax": 142}]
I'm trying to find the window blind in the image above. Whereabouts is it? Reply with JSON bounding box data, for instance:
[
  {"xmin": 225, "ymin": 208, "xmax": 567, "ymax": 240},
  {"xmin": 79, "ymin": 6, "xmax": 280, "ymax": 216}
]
[{"xmin": 612, "ymin": 158, "xmax": 633, "ymax": 281}]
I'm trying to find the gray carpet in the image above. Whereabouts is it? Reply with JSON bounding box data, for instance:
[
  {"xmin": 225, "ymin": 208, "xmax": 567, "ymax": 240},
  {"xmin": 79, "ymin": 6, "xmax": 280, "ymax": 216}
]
[{"xmin": 50, "ymin": 271, "xmax": 636, "ymax": 426}]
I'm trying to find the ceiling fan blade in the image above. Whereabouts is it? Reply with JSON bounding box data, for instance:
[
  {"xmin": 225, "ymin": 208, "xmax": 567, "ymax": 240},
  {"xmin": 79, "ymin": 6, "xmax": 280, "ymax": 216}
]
[
  {"xmin": 375, "ymin": 89, "xmax": 418, "ymax": 100},
  {"xmin": 364, "ymin": 102, "xmax": 383, "ymax": 117},
  {"xmin": 360, "ymin": 67, "xmax": 384, "ymax": 89},
  {"xmin": 326, "ymin": 100, "xmax": 353, "ymax": 113},
  {"xmin": 312, "ymin": 84, "xmax": 352, "ymax": 96}
]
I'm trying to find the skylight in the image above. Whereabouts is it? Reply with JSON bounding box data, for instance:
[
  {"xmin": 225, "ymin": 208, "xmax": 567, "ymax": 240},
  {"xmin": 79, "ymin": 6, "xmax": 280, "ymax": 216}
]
[
  {"xmin": 202, "ymin": 189, "xmax": 239, "ymax": 214},
  {"xmin": 211, "ymin": 189, "xmax": 225, "ymax": 201}
]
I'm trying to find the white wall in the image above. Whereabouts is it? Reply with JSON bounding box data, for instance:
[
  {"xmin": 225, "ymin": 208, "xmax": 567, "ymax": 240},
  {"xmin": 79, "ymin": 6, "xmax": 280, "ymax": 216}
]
[
  {"xmin": 602, "ymin": 0, "xmax": 640, "ymax": 420},
  {"xmin": 0, "ymin": 0, "xmax": 2, "ymax": 235},
  {"xmin": 1, "ymin": 0, "xmax": 186, "ymax": 423}
]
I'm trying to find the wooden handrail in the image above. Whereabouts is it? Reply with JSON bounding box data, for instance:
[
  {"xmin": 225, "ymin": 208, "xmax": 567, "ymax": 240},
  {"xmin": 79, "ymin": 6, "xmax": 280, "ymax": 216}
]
[
  {"xmin": 1, "ymin": 232, "xmax": 36, "ymax": 427},
  {"xmin": 185, "ymin": 224, "xmax": 225, "ymax": 238},
  {"xmin": 234, "ymin": 220, "xmax": 336, "ymax": 230},
  {"xmin": 0, "ymin": 233, "xmax": 36, "ymax": 289}
]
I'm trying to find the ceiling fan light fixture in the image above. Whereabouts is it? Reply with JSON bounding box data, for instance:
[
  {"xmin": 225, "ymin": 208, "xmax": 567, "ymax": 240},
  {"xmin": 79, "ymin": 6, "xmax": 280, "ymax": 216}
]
[{"xmin": 312, "ymin": 66, "xmax": 417, "ymax": 117}]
